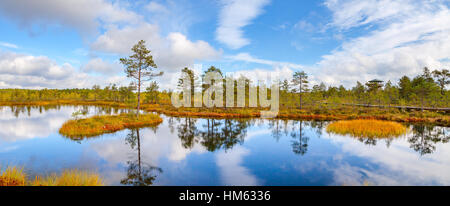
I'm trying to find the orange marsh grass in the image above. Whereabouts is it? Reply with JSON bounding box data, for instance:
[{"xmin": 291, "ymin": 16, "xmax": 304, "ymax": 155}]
[
  {"xmin": 0, "ymin": 166, "xmax": 26, "ymax": 186},
  {"xmin": 59, "ymin": 113, "xmax": 163, "ymax": 138},
  {"xmin": 0, "ymin": 167, "xmax": 103, "ymax": 186},
  {"xmin": 31, "ymin": 170, "xmax": 103, "ymax": 186},
  {"xmin": 327, "ymin": 119, "xmax": 408, "ymax": 138}
]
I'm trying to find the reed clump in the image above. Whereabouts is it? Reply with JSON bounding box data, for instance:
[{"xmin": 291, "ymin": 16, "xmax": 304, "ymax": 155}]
[
  {"xmin": 59, "ymin": 113, "xmax": 163, "ymax": 138},
  {"xmin": 0, "ymin": 166, "xmax": 26, "ymax": 186},
  {"xmin": 0, "ymin": 167, "xmax": 103, "ymax": 186},
  {"xmin": 31, "ymin": 170, "xmax": 103, "ymax": 186},
  {"xmin": 327, "ymin": 119, "xmax": 408, "ymax": 138}
]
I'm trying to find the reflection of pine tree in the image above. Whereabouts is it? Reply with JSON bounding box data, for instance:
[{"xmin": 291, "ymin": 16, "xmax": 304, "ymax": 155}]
[
  {"xmin": 121, "ymin": 128, "xmax": 162, "ymax": 186},
  {"xmin": 357, "ymin": 138, "xmax": 378, "ymax": 146},
  {"xmin": 269, "ymin": 119, "xmax": 282, "ymax": 142},
  {"xmin": 201, "ymin": 119, "xmax": 223, "ymax": 151},
  {"xmin": 408, "ymin": 125, "xmax": 450, "ymax": 156},
  {"xmin": 291, "ymin": 121, "xmax": 309, "ymax": 156},
  {"xmin": 177, "ymin": 117, "xmax": 199, "ymax": 149},
  {"xmin": 221, "ymin": 119, "xmax": 248, "ymax": 150},
  {"xmin": 310, "ymin": 121, "xmax": 325, "ymax": 138},
  {"xmin": 194, "ymin": 119, "xmax": 249, "ymax": 152}
]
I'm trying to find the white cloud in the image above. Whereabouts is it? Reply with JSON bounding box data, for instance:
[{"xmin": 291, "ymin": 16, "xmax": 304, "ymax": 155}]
[
  {"xmin": 294, "ymin": 20, "xmax": 315, "ymax": 33},
  {"xmin": 216, "ymin": 0, "xmax": 271, "ymax": 49},
  {"xmin": 91, "ymin": 23, "xmax": 221, "ymax": 73},
  {"xmin": 0, "ymin": 50, "xmax": 126, "ymax": 89},
  {"xmin": 324, "ymin": 0, "xmax": 419, "ymax": 30},
  {"xmin": 144, "ymin": 0, "xmax": 197, "ymax": 35},
  {"xmin": 227, "ymin": 52, "xmax": 304, "ymax": 69},
  {"xmin": 0, "ymin": 51, "xmax": 73, "ymax": 80},
  {"xmin": 81, "ymin": 58, "xmax": 122, "ymax": 75},
  {"xmin": 146, "ymin": 1, "xmax": 170, "ymax": 14},
  {"xmin": 0, "ymin": 42, "xmax": 18, "ymax": 49},
  {"xmin": 315, "ymin": 0, "xmax": 450, "ymax": 87},
  {"xmin": 0, "ymin": 0, "xmax": 141, "ymax": 34}
]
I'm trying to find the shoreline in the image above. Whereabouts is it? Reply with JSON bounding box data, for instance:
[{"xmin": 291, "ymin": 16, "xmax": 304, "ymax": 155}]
[{"xmin": 2, "ymin": 100, "xmax": 449, "ymax": 127}]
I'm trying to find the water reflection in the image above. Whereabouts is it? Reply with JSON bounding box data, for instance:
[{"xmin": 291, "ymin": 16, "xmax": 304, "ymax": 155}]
[
  {"xmin": 328, "ymin": 124, "xmax": 449, "ymax": 156},
  {"xmin": 1, "ymin": 106, "xmax": 450, "ymax": 186},
  {"xmin": 121, "ymin": 128, "xmax": 162, "ymax": 186},
  {"xmin": 174, "ymin": 117, "xmax": 250, "ymax": 152},
  {"xmin": 290, "ymin": 120, "xmax": 310, "ymax": 155},
  {"xmin": 409, "ymin": 125, "xmax": 450, "ymax": 156}
]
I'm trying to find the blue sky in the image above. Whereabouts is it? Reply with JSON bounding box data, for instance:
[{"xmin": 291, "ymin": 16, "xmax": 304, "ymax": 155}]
[{"xmin": 0, "ymin": 0, "xmax": 449, "ymax": 89}]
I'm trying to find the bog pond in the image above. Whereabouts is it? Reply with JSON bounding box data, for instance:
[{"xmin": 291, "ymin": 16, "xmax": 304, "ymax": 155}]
[{"xmin": 0, "ymin": 105, "xmax": 449, "ymax": 186}]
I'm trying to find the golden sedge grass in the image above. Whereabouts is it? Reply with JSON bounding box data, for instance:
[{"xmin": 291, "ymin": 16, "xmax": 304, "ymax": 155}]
[
  {"xmin": 0, "ymin": 166, "xmax": 26, "ymax": 186},
  {"xmin": 59, "ymin": 113, "xmax": 163, "ymax": 138},
  {"xmin": 327, "ymin": 119, "xmax": 408, "ymax": 138},
  {"xmin": 31, "ymin": 170, "xmax": 103, "ymax": 186},
  {"xmin": 0, "ymin": 166, "xmax": 103, "ymax": 186}
]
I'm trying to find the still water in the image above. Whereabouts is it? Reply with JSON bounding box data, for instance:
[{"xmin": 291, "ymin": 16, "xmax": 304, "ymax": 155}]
[{"xmin": 0, "ymin": 105, "xmax": 449, "ymax": 186}]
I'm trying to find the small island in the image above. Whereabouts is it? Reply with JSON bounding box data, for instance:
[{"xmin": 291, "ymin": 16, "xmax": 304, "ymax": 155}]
[
  {"xmin": 327, "ymin": 120, "xmax": 408, "ymax": 138},
  {"xmin": 59, "ymin": 113, "xmax": 163, "ymax": 139}
]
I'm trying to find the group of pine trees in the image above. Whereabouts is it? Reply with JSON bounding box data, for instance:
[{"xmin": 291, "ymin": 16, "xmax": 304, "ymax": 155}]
[
  {"xmin": 1, "ymin": 66, "xmax": 448, "ymax": 110},
  {"xmin": 1, "ymin": 39, "xmax": 448, "ymax": 111},
  {"xmin": 175, "ymin": 66, "xmax": 449, "ymax": 109}
]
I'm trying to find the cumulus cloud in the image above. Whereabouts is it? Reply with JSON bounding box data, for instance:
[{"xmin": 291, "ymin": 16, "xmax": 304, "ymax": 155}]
[
  {"xmin": 0, "ymin": 51, "xmax": 74, "ymax": 81},
  {"xmin": 91, "ymin": 23, "xmax": 221, "ymax": 73},
  {"xmin": 0, "ymin": 50, "xmax": 126, "ymax": 89},
  {"xmin": 216, "ymin": 0, "xmax": 271, "ymax": 49},
  {"xmin": 81, "ymin": 58, "xmax": 122, "ymax": 75},
  {"xmin": 0, "ymin": 0, "xmax": 141, "ymax": 34},
  {"xmin": 314, "ymin": 0, "xmax": 450, "ymax": 87}
]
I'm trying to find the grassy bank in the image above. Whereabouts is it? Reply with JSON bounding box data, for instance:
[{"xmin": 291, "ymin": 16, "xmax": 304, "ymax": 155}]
[
  {"xmin": 2, "ymin": 100, "xmax": 449, "ymax": 126},
  {"xmin": 142, "ymin": 104, "xmax": 450, "ymax": 126},
  {"xmin": 0, "ymin": 166, "xmax": 103, "ymax": 186},
  {"xmin": 59, "ymin": 113, "xmax": 163, "ymax": 139},
  {"xmin": 326, "ymin": 120, "xmax": 408, "ymax": 138}
]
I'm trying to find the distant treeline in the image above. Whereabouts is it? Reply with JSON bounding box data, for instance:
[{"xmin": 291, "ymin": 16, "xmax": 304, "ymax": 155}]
[
  {"xmin": 1, "ymin": 67, "xmax": 449, "ymax": 109},
  {"xmin": 0, "ymin": 83, "xmax": 170, "ymax": 105},
  {"xmin": 175, "ymin": 66, "xmax": 450, "ymax": 109}
]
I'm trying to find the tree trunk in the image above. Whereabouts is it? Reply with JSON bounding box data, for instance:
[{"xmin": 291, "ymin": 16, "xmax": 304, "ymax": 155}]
[
  {"xmin": 299, "ymin": 84, "xmax": 302, "ymax": 110},
  {"xmin": 421, "ymin": 94, "xmax": 424, "ymax": 112},
  {"xmin": 137, "ymin": 68, "xmax": 141, "ymax": 118},
  {"xmin": 137, "ymin": 129, "xmax": 141, "ymax": 179}
]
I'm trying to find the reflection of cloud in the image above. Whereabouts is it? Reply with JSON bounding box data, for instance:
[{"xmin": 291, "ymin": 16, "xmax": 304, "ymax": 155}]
[
  {"xmin": 244, "ymin": 128, "xmax": 270, "ymax": 141},
  {"xmin": 0, "ymin": 106, "xmax": 118, "ymax": 142},
  {"xmin": 0, "ymin": 106, "xmax": 72, "ymax": 142},
  {"xmin": 90, "ymin": 121, "xmax": 206, "ymax": 184},
  {"xmin": 91, "ymin": 125, "xmax": 205, "ymax": 165},
  {"xmin": 216, "ymin": 146, "xmax": 259, "ymax": 186},
  {"xmin": 324, "ymin": 133, "xmax": 450, "ymax": 186}
]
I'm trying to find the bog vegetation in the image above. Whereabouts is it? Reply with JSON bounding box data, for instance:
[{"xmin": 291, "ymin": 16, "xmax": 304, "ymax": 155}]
[
  {"xmin": 0, "ymin": 166, "xmax": 103, "ymax": 186},
  {"xmin": 59, "ymin": 113, "xmax": 163, "ymax": 139},
  {"xmin": 327, "ymin": 120, "xmax": 408, "ymax": 138}
]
